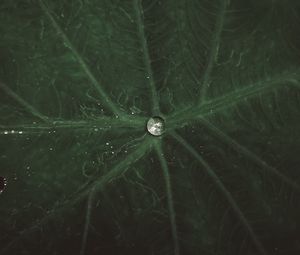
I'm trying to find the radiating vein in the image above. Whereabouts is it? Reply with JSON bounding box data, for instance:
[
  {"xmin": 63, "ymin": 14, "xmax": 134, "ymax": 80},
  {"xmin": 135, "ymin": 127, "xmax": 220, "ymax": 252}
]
[
  {"xmin": 154, "ymin": 140, "xmax": 180, "ymax": 255},
  {"xmin": 0, "ymin": 116, "xmax": 145, "ymax": 135},
  {"xmin": 0, "ymin": 81, "xmax": 48, "ymax": 122},
  {"xmin": 133, "ymin": 0, "xmax": 160, "ymax": 115},
  {"xmin": 199, "ymin": 0, "xmax": 227, "ymax": 103},
  {"xmin": 168, "ymin": 73, "xmax": 299, "ymax": 129},
  {"xmin": 200, "ymin": 118, "xmax": 300, "ymax": 193},
  {"xmin": 80, "ymin": 186, "xmax": 96, "ymax": 255},
  {"xmin": 171, "ymin": 131, "xmax": 268, "ymax": 255},
  {"xmin": 39, "ymin": 0, "xmax": 123, "ymax": 117},
  {"xmin": 0, "ymin": 137, "xmax": 152, "ymax": 255}
]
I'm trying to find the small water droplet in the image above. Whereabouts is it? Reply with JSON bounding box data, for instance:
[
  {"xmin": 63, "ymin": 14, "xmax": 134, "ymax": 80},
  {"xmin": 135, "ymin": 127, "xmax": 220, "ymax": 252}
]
[{"xmin": 0, "ymin": 176, "xmax": 7, "ymax": 194}]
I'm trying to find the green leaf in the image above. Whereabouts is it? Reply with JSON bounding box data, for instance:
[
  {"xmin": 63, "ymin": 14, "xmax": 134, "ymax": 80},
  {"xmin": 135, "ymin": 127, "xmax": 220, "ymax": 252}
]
[{"xmin": 1, "ymin": 0, "xmax": 300, "ymax": 254}]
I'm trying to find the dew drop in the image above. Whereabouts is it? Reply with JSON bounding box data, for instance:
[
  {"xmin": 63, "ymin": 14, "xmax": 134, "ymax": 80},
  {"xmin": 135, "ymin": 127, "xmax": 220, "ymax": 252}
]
[
  {"xmin": 0, "ymin": 176, "xmax": 7, "ymax": 194},
  {"xmin": 147, "ymin": 116, "xmax": 165, "ymax": 136}
]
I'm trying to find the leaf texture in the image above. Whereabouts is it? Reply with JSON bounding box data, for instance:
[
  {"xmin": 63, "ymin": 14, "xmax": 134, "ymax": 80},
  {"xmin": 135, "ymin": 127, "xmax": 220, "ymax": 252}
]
[{"xmin": 0, "ymin": 0, "xmax": 300, "ymax": 255}]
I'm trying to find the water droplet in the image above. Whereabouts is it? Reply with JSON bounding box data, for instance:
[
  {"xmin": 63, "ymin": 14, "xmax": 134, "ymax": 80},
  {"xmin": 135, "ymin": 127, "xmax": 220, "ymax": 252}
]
[
  {"xmin": 147, "ymin": 116, "xmax": 165, "ymax": 136},
  {"xmin": 0, "ymin": 176, "xmax": 7, "ymax": 194}
]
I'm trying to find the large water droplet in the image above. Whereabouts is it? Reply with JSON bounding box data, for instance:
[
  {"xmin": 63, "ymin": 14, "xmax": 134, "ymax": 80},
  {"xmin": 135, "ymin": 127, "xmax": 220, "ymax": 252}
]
[{"xmin": 147, "ymin": 116, "xmax": 165, "ymax": 136}]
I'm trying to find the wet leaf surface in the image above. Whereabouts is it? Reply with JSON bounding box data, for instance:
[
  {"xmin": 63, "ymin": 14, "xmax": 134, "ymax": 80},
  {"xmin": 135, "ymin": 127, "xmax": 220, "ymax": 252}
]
[{"xmin": 0, "ymin": 0, "xmax": 300, "ymax": 255}]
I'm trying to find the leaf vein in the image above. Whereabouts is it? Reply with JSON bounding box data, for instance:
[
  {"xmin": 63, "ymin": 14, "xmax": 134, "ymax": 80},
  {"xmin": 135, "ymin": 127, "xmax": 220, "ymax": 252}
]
[
  {"xmin": 0, "ymin": 137, "xmax": 152, "ymax": 255},
  {"xmin": 133, "ymin": 0, "xmax": 160, "ymax": 115},
  {"xmin": 171, "ymin": 131, "xmax": 268, "ymax": 255},
  {"xmin": 154, "ymin": 140, "xmax": 180, "ymax": 255},
  {"xmin": 200, "ymin": 118, "xmax": 300, "ymax": 193},
  {"xmin": 39, "ymin": 0, "xmax": 122, "ymax": 117},
  {"xmin": 199, "ymin": 0, "xmax": 228, "ymax": 103}
]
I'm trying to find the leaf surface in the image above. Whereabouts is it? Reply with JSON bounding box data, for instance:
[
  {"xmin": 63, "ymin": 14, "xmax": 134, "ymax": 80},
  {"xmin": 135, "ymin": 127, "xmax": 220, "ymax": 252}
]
[{"xmin": 0, "ymin": 0, "xmax": 300, "ymax": 255}]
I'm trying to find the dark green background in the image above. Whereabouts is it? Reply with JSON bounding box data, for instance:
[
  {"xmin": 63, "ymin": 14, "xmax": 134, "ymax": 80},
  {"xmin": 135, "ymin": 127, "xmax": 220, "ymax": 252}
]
[{"xmin": 0, "ymin": 0, "xmax": 300, "ymax": 254}]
